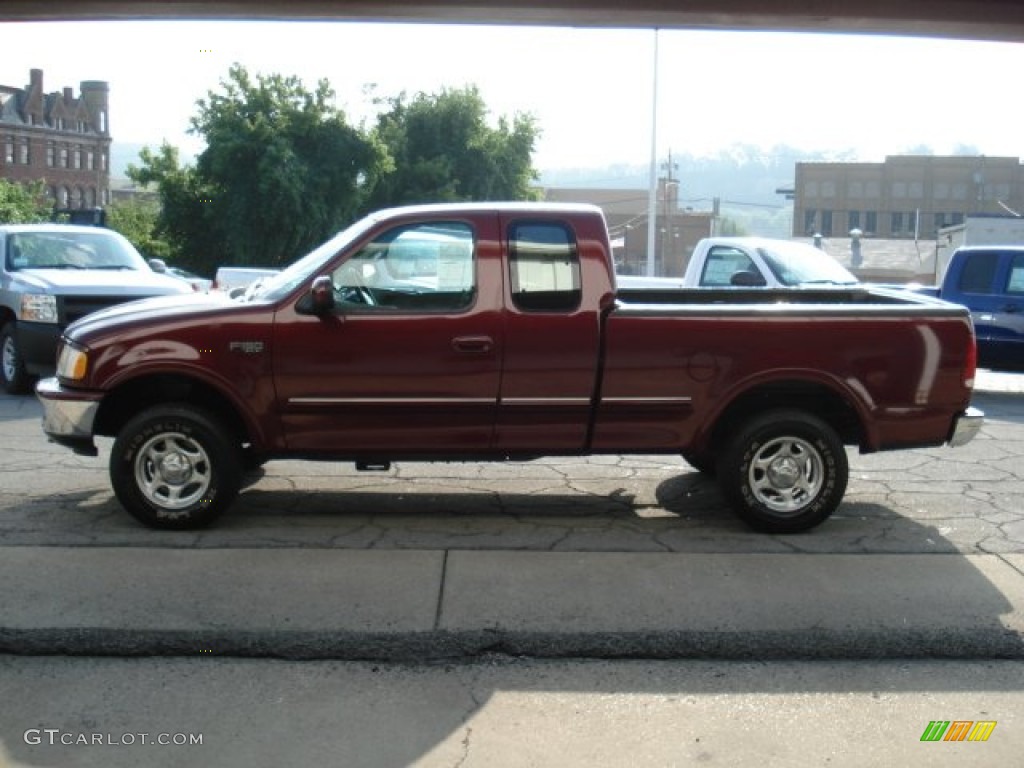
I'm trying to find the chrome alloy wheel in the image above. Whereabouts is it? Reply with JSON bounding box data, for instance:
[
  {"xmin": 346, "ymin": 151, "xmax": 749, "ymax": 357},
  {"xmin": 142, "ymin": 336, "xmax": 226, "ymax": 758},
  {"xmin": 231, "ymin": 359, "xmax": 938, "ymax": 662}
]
[
  {"xmin": 134, "ymin": 430, "xmax": 212, "ymax": 510},
  {"xmin": 746, "ymin": 435, "xmax": 825, "ymax": 515}
]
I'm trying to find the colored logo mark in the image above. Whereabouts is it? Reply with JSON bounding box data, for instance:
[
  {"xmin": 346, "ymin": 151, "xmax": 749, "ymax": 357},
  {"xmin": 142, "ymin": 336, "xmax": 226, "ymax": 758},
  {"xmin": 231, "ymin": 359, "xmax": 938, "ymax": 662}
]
[{"xmin": 920, "ymin": 720, "xmax": 996, "ymax": 742}]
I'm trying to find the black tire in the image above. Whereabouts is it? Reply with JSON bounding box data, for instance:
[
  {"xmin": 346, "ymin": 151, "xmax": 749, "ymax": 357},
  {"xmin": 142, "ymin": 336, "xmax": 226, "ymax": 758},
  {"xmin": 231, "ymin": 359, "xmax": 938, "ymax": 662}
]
[
  {"xmin": 1, "ymin": 322, "xmax": 33, "ymax": 395},
  {"xmin": 110, "ymin": 404, "xmax": 242, "ymax": 529},
  {"xmin": 682, "ymin": 450, "xmax": 717, "ymax": 476},
  {"xmin": 717, "ymin": 409, "xmax": 847, "ymax": 533}
]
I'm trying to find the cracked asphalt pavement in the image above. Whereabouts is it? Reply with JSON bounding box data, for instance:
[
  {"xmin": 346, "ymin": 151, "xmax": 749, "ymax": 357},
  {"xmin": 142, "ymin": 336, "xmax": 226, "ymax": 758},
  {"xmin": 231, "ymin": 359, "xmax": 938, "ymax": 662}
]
[{"xmin": 2, "ymin": 369, "xmax": 1022, "ymax": 553}]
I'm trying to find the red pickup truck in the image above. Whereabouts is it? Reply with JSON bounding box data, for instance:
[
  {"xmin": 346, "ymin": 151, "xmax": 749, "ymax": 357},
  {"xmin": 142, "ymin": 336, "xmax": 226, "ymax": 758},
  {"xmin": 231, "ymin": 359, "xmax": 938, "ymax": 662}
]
[{"xmin": 36, "ymin": 202, "xmax": 983, "ymax": 533}]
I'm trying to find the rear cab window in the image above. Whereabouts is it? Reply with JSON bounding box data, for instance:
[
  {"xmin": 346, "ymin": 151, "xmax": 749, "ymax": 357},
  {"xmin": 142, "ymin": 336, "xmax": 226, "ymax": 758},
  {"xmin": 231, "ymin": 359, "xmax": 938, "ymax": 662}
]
[
  {"xmin": 957, "ymin": 251, "xmax": 1000, "ymax": 294},
  {"xmin": 507, "ymin": 221, "xmax": 581, "ymax": 312}
]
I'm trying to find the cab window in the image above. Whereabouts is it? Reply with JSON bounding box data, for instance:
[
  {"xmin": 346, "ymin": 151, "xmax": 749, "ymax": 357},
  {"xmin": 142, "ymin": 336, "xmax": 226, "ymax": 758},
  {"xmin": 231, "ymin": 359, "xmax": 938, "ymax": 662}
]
[
  {"xmin": 1005, "ymin": 253, "xmax": 1024, "ymax": 295},
  {"xmin": 508, "ymin": 221, "xmax": 581, "ymax": 312},
  {"xmin": 701, "ymin": 246, "xmax": 758, "ymax": 287},
  {"xmin": 331, "ymin": 221, "xmax": 475, "ymax": 311},
  {"xmin": 958, "ymin": 252, "xmax": 999, "ymax": 294}
]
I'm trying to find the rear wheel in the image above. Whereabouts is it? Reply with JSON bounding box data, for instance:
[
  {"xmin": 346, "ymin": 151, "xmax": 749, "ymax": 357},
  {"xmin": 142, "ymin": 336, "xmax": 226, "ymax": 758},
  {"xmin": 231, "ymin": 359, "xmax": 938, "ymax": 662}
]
[
  {"xmin": 1, "ymin": 322, "xmax": 33, "ymax": 395},
  {"xmin": 110, "ymin": 404, "xmax": 242, "ymax": 529},
  {"xmin": 717, "ymin": 409, "xmax": 847, "ymax": 533}
]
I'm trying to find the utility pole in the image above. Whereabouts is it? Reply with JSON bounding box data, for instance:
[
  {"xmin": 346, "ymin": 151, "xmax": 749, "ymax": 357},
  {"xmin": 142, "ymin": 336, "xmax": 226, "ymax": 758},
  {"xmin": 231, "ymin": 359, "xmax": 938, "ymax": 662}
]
[
  {"xmin": 660, "ymin": 150, "xmax": 678, "ymax": 274},
  {"xmin": 645, "ymin": 30, "xmax": 660, "ymax": 277}
]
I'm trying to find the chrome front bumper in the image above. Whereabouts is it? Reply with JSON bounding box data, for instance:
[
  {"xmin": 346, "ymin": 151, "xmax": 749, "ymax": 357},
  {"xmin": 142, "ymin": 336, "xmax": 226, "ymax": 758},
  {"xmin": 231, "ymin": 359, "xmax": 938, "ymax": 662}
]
[
  {"xmin": 35, "ymin": 377, "xmax": 102, "ymax": 456},
  {"xmin": 948, "ymin": 406, "xmax": 985, "ymax": 448}
]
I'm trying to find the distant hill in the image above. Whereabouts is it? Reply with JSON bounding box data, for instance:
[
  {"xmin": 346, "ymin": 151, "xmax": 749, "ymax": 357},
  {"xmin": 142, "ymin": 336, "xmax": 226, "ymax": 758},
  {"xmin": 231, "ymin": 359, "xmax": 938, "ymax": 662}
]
[{"xmin": 536, "ymin": 144, "xmax": 835, "ymax": 237}]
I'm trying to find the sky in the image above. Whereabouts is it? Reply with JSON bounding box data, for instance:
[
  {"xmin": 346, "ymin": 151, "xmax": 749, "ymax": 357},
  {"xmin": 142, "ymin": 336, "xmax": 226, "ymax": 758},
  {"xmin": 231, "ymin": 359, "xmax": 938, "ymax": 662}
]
[{"xmin": 2, "ymin": 20, "xmax": 1024, "ymax": 172}]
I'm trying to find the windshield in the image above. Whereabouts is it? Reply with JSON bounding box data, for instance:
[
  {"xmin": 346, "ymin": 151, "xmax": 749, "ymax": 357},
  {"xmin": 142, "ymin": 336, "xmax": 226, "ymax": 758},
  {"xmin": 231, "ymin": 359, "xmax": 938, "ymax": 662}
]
[
  {"xmin": 249, "ymin": 215, "xmax": 380, "ymax": 302},
  {"xmin": 5, "ymin": 230, "xmax": 146, "ymax": 271},
  {"xmin": 757, "ymin": 242, "xmax": 858, "ymax": 286}
]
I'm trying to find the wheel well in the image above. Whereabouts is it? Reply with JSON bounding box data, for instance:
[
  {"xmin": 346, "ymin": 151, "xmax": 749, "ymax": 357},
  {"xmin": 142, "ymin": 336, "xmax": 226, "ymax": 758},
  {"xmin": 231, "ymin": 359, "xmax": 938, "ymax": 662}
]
[
  {"xmin": 703, "ymin": 380, "xmax": 864, "ymax": 456},
  {"xmin": 0, "ymin": 307, "xmax": 15, "ymax": 328},
  {"xmin": 93, "ymin": 374, "xmax": 251, "ymax": 447}
]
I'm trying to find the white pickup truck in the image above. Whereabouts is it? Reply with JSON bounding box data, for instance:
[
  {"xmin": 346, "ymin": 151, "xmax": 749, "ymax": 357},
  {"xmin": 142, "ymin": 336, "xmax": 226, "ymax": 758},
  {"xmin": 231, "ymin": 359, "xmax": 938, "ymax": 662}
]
[{"xmin": 618, "ymin": 236, "xmax": 858, "ymax": 290}]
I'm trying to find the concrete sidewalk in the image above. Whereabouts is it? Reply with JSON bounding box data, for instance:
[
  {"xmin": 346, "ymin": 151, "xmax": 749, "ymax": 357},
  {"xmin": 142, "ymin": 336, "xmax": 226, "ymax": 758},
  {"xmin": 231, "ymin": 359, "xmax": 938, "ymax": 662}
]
[{"xmin": 3, "ymin": 548, "xmax": 1023, "ymax": 660}]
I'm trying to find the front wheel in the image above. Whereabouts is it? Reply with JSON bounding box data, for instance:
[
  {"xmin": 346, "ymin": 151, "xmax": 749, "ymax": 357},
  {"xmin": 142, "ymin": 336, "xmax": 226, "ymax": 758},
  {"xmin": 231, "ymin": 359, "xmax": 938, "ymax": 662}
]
[
  {"xmin": 110, "ymin": 405, "xmax": 242, "ymax": 529},
  {"xmin": 717, "ymin": 409, "xmax": 848, "ymax": 533},
  {"xmin": 1, "ymin": 322, "xmax": 33, "ymax": 395}
]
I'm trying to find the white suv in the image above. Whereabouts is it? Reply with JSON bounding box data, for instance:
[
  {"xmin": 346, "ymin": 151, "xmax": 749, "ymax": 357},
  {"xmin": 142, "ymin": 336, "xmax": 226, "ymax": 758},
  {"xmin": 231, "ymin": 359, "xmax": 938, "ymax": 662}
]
[{"xmin": 1, "ymin": 224, "xmax": 192, "ymax": 394}]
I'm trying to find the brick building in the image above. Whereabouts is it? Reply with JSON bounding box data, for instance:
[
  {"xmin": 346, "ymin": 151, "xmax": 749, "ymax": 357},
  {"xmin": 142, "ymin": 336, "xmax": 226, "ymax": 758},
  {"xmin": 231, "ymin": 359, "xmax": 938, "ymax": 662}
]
[
  {"xmin": 793, "ymin": 155, "xmax": 1024, "ymax": 240},
  {"xmin": 0, "ymin": 68, "xmax": 111, "ymax": 209}
]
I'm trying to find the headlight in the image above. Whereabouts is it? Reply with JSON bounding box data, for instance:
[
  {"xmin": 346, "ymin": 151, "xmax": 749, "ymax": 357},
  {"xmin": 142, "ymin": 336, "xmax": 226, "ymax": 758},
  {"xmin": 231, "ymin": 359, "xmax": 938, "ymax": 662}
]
[
  {"xmin": 20, "ymin": 293, "xmax": 58, "ymax": 323},
  {"xmin": 56, "ymin": 342, "xmax": 89, "ymax": 381}
]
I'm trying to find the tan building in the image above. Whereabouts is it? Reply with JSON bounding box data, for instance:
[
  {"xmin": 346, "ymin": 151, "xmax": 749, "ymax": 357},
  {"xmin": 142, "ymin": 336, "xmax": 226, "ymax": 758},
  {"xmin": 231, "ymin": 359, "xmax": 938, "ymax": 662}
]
[
  {"xmin": 541, "ymin": 183, "xmax": 713, "ymax": 277},
  {"xmin": 1, "ymin": 68, "xmax": 111, "ymax": 209},
  {"xmin": 793, "ymin": 155, "xmax": 1024, "ymax": 240}
]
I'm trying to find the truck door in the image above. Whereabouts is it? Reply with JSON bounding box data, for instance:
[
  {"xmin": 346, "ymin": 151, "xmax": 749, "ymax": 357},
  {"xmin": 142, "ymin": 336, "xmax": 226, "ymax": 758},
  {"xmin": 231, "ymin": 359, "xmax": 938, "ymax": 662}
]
[
  {"xmin": 955, "ymin": 250, "xmax": 1024, "ymax": 365},
  {"xmin": 272, "ymin": 215, "xmax": 503, "ymax": 454},
  {"xmin": 988, "ymin": 252, "xmax": 1024, "ymax": 364},
  {"xmin": 494, "ymin": 217, "xmax": 601, "ymax": 452}
]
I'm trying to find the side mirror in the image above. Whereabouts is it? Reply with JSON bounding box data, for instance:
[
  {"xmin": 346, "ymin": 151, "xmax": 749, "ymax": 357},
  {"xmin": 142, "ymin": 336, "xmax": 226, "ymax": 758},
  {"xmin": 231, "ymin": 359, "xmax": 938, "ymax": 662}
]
[
  {"xmin": 730, "ymin": 270, "xmax": 767, "ymax": 287},
  {"xmin": 149, "ymin": 258, "xmax": 168, "ymax": 273},
  {"xmin": 309, "ymin": 275, "xmax": 336, "ymax": 314}
]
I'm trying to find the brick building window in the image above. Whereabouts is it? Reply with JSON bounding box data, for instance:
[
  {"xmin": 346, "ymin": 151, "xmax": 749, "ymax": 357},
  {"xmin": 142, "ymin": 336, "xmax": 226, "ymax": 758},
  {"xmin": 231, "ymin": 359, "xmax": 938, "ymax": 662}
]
[
  {"xmin": 803, "ymin": 209, "xmax": 817, "ymax": 235},
  {"xmin": 820, "ymin": 210, "xmax": 833, "ymax": 236},
  {"xmin": 848, "ymin": 211, "xmax": 860, "ymax": 230},
  {"xmin": 18, "ymin": 140, "xmax": 29, "ymax": 164},
  {"xmin": 73, "ymin": 147, "xmax": 82, "ymax": 169},
  {"xmin": 46, "ymin": 143, "xmax": 55, "ymax": 167},
  {"xmin": 3, "ymin": 138, "xmax": 12, "ymax": 164},
  {"xmin": 59, "ymin": 146, "xmax": 68, "ymax": 168},
  {"xmin": 891, "ymin": 212, "xmax": 903, "ymax": 234},
  {"xmin": 58, "ymin": 187, "xmax": 69, "ymax": 207},
  {"xmin": 86, "ymin": 150, "xmax": 94, "ymax": 170},
  {"xmin": 865, "ymin": 211, "xmax": 877, "ymax": 233}
]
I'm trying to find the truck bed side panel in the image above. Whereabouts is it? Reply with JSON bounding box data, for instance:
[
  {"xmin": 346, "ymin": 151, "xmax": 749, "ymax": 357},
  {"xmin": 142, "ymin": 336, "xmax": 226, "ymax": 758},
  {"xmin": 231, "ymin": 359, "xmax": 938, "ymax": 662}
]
[{"xmin": 594, "ymin": 300, "xmax": 975, "ymax": 453}]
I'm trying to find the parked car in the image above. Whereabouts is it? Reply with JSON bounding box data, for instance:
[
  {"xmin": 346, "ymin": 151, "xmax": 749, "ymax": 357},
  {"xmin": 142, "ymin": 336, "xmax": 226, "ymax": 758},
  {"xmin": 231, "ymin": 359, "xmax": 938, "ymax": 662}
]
[
  {"xmin": 211, "ymin": 266, "xmax": 280, "ymax": 296},
  {"xmin": 37, "ymin": 202, "xmax": 981, "ymax": 533},
  {"xmin": 1, "ymin": 223, "xmax": 193, "ymax": 394},
  {"xmin": 148, "ymin": 259, "xmax": 213, "ymax": 293},
  {"xmin": 909, "ymin": 245, "xmax": 1023, "ymax": 370},
  {"xmin": 618, "ymin": 237, "xmax": 858, "ymax": 292}
]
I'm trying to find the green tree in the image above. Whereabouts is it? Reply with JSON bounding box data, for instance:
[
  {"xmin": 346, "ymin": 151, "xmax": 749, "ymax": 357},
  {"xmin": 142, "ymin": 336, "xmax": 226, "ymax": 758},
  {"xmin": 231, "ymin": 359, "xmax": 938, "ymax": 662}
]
[
  {"xmin": 130, "ymin": 64, "xmax": 388, "ymax": 269},
  {"xmin": 126, "ymin": 143, "xmax": 214, "ymax": 271},
  {"xmin": 0, "ymin": 179, "xmax": 49, "ymax": 224},
  {"xmin": 106, "ymin": 196, "xmax": 175, "ymax": 262},
  {"xmin": 366, "ymin": 85, "xmax": 540, "ymax": 210}
]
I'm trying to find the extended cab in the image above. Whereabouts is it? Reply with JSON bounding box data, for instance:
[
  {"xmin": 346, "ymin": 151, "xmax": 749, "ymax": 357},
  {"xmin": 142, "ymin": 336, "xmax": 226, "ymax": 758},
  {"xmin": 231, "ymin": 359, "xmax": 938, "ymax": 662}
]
[
  {"xmin": 912, "ymin": 245, "xmax": 1023, "ymax": 369},
  {"xmin": 618, "ymin": 236, "xmax": 858, "ymax": 290},
  {"xmin": 1, "ymin": 224, "xmax": 192, "ymax": 394},
  {"xmin": 36, "ymin": 203, "xmax": 983, "ymax": 533}
]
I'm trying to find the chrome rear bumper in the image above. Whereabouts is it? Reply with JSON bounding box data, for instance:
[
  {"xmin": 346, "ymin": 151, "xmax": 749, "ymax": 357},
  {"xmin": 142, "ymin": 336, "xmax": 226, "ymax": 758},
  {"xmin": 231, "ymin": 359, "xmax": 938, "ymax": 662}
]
[{"xmin": 948, "ymin": 406, "xmax": 984, "ymax": 448}]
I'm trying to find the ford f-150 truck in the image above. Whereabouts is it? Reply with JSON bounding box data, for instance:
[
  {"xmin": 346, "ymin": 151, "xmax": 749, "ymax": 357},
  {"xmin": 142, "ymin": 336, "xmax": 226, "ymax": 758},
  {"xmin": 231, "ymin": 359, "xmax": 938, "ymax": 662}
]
[
  {"xmin": 36, "ymin": 203, "xmax": 983, "ymax": 533},
  {"xmin": 911, "ymin": 245, "xmax": 1023, "ymax": 370}
]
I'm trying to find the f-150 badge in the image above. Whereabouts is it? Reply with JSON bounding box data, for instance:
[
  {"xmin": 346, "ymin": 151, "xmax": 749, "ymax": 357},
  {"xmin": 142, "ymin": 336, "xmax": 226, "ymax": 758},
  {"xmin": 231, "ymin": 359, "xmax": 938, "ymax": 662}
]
[{"xmin": 229, "ymin": 341, "xmax": 264, "ymax": 354}]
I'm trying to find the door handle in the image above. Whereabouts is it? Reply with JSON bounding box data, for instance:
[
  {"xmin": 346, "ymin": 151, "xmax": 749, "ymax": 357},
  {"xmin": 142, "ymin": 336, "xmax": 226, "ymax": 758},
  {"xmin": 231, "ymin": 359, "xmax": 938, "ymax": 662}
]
[{"xmin": 452, "ymin": 335, "xmax": 494, "ymax": 353}]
